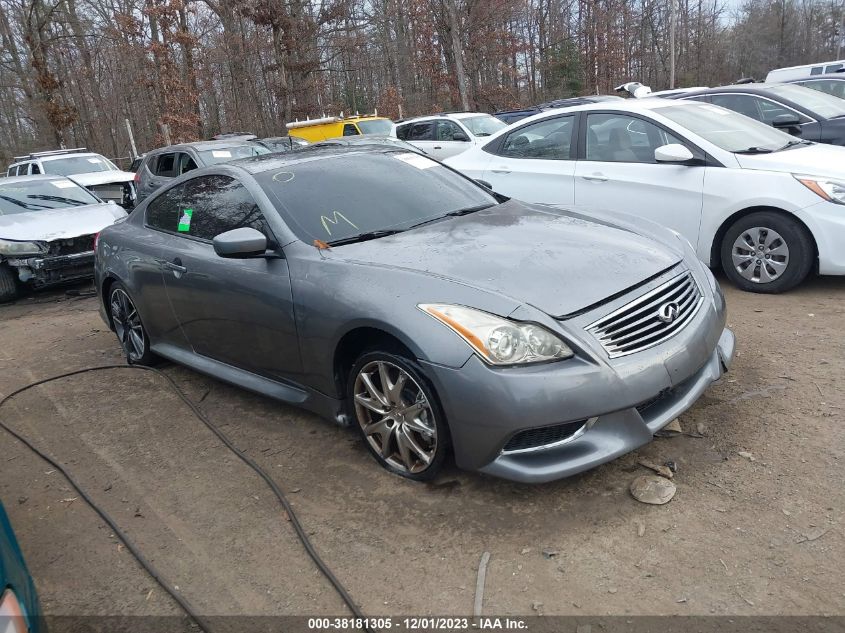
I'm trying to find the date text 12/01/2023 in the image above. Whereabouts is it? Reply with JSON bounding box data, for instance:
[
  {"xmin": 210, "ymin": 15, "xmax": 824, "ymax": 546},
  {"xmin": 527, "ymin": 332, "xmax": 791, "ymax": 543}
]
[{"xmin": 307, "ymin": 617, "xmax": 528, "ymax": 630}]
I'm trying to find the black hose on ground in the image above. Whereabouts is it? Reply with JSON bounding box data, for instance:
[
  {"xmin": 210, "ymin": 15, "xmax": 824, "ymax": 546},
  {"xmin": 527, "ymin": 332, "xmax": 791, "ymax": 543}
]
[{"xmin": 0, "ymin": 364, "xmax": 373, "ymax": 633}]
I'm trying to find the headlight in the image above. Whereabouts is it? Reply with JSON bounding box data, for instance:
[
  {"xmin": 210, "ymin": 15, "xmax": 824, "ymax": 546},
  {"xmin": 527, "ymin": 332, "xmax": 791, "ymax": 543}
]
[
  {"xmin": 419, "ymin": 303, "xmax": 573, "ymax": 365},
  {"xmin": 794, "ymin": 175, "xmax": 845, "ymax": 205},
  {"xmin": 0, "ymin": 239, "xmax": 47, "ymax": 256}
]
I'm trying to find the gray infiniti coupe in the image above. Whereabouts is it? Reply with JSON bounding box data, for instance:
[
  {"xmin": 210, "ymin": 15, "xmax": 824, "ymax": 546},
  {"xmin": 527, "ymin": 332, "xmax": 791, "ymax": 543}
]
[{"xmin": 95, "ymin": 146, "xmax": 735, "ymax": 483}]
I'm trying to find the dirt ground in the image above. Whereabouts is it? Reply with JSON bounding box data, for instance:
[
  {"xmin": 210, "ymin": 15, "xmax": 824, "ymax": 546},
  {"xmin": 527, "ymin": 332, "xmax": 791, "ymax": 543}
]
[{"xmin": 0, "ymin": 275, "xmax": 843, "ymax": 622}]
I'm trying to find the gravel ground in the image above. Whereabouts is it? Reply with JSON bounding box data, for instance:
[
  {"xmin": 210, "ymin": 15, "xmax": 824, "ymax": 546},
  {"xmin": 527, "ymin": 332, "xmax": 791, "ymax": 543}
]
[{"xmin": 0, "ymin": 275, "xmax": 843, "ymax": 621}]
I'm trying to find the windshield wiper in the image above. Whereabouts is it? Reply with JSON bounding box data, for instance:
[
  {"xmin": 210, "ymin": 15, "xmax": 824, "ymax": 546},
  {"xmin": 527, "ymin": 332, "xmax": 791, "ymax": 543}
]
[
  {"xmin": 27, "ymin": 194, "xmax": 85, "ymax": 206},
  {"xmin": 445, "ymin": 203, "xmax": 495, "ymax": 217},
  {"xmin": 326, "ymin": 229, "xmax": 404, "ymax": 246},
  {"xmin": 0, "ymin": 194, "xmax": 47, "ymax": 210},
  {"xmin": 775, "ymin": 139, "xmax": 812, "ymax": 151},
  {"xmin": 733, "ymin": 146, "xmax": 774, "ymax": 154}
]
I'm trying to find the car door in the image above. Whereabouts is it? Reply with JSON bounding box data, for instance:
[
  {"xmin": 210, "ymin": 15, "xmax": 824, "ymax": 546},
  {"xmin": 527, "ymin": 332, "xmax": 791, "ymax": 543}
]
[
  {"xmin": 573, "ymin": 112, "xmax": 705, "ymax": 244},
  {"xmin": 480, "ymin": 114, "xmax": 577, "ymax": 205},
  {"xmin": 156, "ymin": 173, "xmax": 301, "ymax": 381},
  {"xmin": 432, "ymin": 120, "xmax": 472, "ymax": 159},
  {"xmin": 138, "ymin": 152, "xmax": 176, "ymax": 202},
  {"xmin": 405, "ymin": 121, "xmax": 439, "ymax": 157}
]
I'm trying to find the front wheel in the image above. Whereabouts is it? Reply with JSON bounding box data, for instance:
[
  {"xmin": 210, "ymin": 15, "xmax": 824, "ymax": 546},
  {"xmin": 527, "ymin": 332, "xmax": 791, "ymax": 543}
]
[
  {"xmin": 348, "ymin": 351, "xmax": 449, "ymax": 481},
  {"xmin": 720, "ymin": 211, "xmax": 814, "ymax": 293},
  {"xmin": 108, "ymin": 282, "xmax": 155, "ymax": 365},
  {"xmin": 0, "ymin": 264, "xmax": 19, "ymax": 303}
]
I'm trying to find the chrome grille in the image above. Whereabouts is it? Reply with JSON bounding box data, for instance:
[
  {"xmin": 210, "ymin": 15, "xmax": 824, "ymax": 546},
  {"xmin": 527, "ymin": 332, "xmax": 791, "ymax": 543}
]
[{"xmin": 586, "ymin": 271, "xmax": 703, "ymax": 358}]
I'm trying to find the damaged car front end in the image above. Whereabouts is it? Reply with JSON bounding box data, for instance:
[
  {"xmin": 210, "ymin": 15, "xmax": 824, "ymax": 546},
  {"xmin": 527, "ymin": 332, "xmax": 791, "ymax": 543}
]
[{"xmin": 0, "ymin": 175, "xmax": 127, "ymax": 302}]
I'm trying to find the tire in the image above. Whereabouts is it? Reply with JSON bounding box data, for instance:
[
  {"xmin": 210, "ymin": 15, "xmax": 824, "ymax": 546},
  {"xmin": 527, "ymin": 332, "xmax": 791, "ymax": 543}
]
[
  {"xmin": 720, "ymin": 211, "xmax": 814, "ymax": 294},
  {"xmin": 108, "ymin": 281, "xmax": 155, "ymax": 365},
  {"xmin": 0, "ymin": 264, "xmax": 19, "ymax": 303},
  {"xmin": 347, "ymin": 350, "xmax": 449, "ymax": 481}
]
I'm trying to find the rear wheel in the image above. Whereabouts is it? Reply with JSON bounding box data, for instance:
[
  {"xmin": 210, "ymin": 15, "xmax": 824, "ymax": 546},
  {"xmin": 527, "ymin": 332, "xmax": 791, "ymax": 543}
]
[
  {"xmin": 109, "ymin": 282, "xmax": 155, "ymax": 365},
  {"xmin": 0, "ymin": 264, "xmax": 19, "ymax": 303},
  {"xmin": 348, "ymin": 351, "xmax": 448, "ymax": 481},
  {"xmin": 720, "ymin": 211, "xmax": 813, "ymax": 293}
]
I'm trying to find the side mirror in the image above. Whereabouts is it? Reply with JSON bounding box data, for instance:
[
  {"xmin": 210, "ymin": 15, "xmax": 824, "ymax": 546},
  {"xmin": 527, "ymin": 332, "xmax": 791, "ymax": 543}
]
[
  {"xmin": 772, "ymin": 113, "xmax": 802, "ymax": 135},
  {"xmin": 654, "ymin": 143, "xmax": 695, "ymax": 163},
  {"xmin": 475, "ymin": 179, "xmax": 493, "ymax": 190},
  {"xmin": 453, "ymin": 131, "xmax": 470, "ymax": 142},
  {"xmin": 213, "ymin": 227, "xmax": 267, "ymax": 257}
]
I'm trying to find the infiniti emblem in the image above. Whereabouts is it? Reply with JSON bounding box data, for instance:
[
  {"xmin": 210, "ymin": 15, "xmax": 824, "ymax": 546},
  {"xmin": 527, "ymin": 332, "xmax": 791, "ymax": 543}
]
[{"xmin": 657, "ymin": 301, "xmax": 680, "ymax": 323}]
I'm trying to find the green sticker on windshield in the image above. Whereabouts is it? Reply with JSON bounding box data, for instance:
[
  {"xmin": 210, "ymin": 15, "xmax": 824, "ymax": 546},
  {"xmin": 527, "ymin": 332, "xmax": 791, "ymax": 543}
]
[{"xmin": 178, "ymin": 208, "xmax": 193, "ymax": 232}]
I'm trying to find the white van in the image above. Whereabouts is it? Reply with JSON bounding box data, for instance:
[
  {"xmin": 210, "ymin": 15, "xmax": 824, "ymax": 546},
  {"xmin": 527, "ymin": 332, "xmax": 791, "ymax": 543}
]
[{"xmin": 766, "ymin": 60, "xmax": 845, "ymax": 82}]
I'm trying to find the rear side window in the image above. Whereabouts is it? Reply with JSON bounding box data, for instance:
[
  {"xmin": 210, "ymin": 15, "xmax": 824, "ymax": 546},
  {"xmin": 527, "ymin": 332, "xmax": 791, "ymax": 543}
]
[
  {"xmin": 175, "ymin": 175, "xmax": 271, "ymax": 241},
  {"xmin": 342, "ymin": 124, "xmax": 360, "ymax": 136},
  {"xmin": 30, "ymin": 163, "xmax": 41, "ymax": 174},
  {"xmin": 153, "ymin": 153, "xmax": 177, "ymax": 177},
  {"xmin": 395, "ymin": 123, "xmax": 411, "ymax": 140},
  {"xmin": 497, "ymin": 116, "xmax": 574, "ymax": 159},
  {"xmin": 409, "ymin": 122, "xmax": 434, "ymax": 141},
  {"xmin": 810, "ymin": 66, "xmax": 823, "ymax": 75},
  {"xmin": 145, "ymin": 183, "xmax": 187, "ymax": 232}
]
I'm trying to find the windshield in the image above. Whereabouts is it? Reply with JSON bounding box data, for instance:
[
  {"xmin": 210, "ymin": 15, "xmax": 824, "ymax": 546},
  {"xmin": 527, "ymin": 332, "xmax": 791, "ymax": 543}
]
[
  {"xmin": 255, "ymin": 151, "xmax": 497, "ymax": 244},
  {"xmin": 198, "ymin": 144, "xmax": 270, "ymax": 165},
  {"xmin": 766, "ymin": 84, "xmax": 845, "ymax": 119},
  {"xmin": 356, "ymin": 119, "xmax": 394, "ymax": 135},
  {"xmin": 0, "ymin": 179, "xmax": 100, "ymax": 215},
  {"xmin": 42, "ymin": 154, "xmax": 118, "ymax": 175},
  {"xmin": 658, "ymin": 103, "xmax": 797, "ymax": 152},
  {"xmin": 461, "ymin": 115, "xmax": 508, "ymax": 137}
]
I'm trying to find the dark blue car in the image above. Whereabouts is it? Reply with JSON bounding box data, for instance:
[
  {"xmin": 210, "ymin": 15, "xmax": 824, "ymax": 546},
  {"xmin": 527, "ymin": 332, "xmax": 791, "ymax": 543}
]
[{"xmin": 0, "ymin": 501, "xmax": 40, "ymax": 633}]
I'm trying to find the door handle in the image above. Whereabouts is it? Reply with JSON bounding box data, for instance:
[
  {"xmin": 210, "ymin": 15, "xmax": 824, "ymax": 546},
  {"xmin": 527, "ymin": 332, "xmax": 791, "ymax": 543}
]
[
  {"xmin": 433, "ymin": 146, "xmax": 442, "ymax": 150},
  {"xmin": 491, "ymin": 168, "xmax": 511, "ymax": 174},
  {"xmin": 582, "ymin": 173, "xmax": 608, "ymax": 182},
  {"xmin": 163, "ymin": 259, "xmax": 187, "ymax": 276}
]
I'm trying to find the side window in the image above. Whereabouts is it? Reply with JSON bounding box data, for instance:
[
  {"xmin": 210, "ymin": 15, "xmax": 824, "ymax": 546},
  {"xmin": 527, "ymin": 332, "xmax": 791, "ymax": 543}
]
[
  {"xmin": 145, "ymin": 183, "xmax": 188, "ymax": 233},
  {"xmin": 436, "ymin": 120, "xmax": 465, "ymax": 141},
  {"xmin": 498, "ymin": 117, "xmax": 574, "ymax": 159},
  {"xmin": 825, "ymin": 64, "xmax": 843, "ymax": 74},
  {"xmin": 343, "ymin": 124, "xmax": 360, "ymax": 136},
  {"xmin": 708, "ymin": 94, "xmax": 764, "ymax": 121},
  {"xmin": 810, "ymin": 66, "xmax": 823, "ymax": 75},
  {"xmin": 395, "ymin": 123, "xmax": 411, "ymax": 140},
  {"xmin": 177, "ymin": 153, "xmax": 198, "ymax": 175},
  {"xmin": 179, "ymin": 175, "xmax": 271, "ymax": 242},
  {"xmin": 408, "ymin": 122, "xmax": 434, "ymax": 141},
  {"xmin": 30, "ymin": 163, "xmax": 41, "ymax": 174},
  {"xmin": 755, "ymin": 98, "xmax": 808, "ymax": 124},
  {"xmin": 154, "ymin": 153, "xmax": 177, "ymax": 177},
  {"xmin": 585, "ymin": 114, "xmax": 683, "ymax": 163}
]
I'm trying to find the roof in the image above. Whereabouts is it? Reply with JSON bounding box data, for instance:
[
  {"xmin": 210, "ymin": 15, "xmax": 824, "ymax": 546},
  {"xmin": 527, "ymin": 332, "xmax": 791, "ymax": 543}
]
[
  {"xmin": 147, "ymin": 139, "xmax": 259, "ymax": 153},
  {"xmin": 0, "ymin": 174, "xmax": 74, "ymax": 185},
  {"xmin": 399, "ymin": 111, "xmax": 493, "ymax": 123},
  {"xmin": 10, "ymin": 151, "xmax": 102, "ymax": 165},
  {"xmin": 232, "ymin": 145, "xmax": 400, "ymax": 175}
]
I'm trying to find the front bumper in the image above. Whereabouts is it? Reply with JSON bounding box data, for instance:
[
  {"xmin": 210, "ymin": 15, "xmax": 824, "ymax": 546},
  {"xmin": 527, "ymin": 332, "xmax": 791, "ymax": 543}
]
[
  {"xmin": 797, "ymin": 200, "xmax": 845, "ymax": 275},
  {"xmin": 7, "ymin": 251, "xmax": 95, "ymax": 287},
  {"xmin": 420, "ymin": 266, "xmax": 734, "ymax": 483}
]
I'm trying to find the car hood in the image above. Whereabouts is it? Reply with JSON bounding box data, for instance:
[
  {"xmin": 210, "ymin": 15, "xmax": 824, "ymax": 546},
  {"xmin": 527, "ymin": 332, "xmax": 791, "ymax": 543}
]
[
  {"xmin": 331, "ymin": 201, "xmax": 682, "ymax": 317},
  {"xmin": 735, "ymin": 143, "xmax": 845, "ymax": 179},
  {"xmin": 0, "ymin": 203, "xmax": 126, "ymax": 242},
  {"xmin": 70, "ymin": 170, "xmax": 135, "ymax": 186}
]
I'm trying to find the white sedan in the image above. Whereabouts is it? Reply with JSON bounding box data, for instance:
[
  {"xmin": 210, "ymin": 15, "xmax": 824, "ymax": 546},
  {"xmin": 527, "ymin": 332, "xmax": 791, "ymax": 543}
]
[{"xmin": 444, "ymin": 98, "xmax": 845, "ymax": 293}]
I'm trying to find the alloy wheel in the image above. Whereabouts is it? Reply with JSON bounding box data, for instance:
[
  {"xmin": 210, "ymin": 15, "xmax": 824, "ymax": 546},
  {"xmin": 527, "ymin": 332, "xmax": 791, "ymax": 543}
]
[
  {"xmin": 352, "ymin": 360, "xmax": 437, "ymax": 474},
  {"xmin": 731, "ymin": 226, "xmax": 790, "ymax": 284},
  {"xmin": 110, "ymin": 288, "xmax": 145, "ymax": 362}
]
